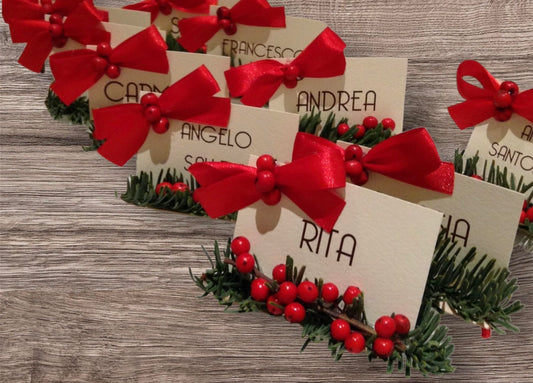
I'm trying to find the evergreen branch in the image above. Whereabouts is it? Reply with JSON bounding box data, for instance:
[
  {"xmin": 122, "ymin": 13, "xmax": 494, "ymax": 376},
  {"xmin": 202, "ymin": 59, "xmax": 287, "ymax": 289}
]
[
  {"xmin": 45, "ymin": 88, "xmax": 91, "ymax": 126},
  {"xmin": 299, "ymin": 109, "xmax": 392, "ymax": 147},
  {"xmin": 424, "ymin": 236, "xmax": 523, "ymax": 334},
  {"xmin": 121, "ymin": 169, "xmax": 237, "ymax": 220},
  {"xmin": 82, "ymin": 121, "xmax": 105, "ymax": 152}
]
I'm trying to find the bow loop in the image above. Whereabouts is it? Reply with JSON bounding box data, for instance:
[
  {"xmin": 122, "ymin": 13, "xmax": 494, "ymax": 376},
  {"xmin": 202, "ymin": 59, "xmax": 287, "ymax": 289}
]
[
  {"xmin": 448, "ymin": 60, "xmax": 533, "ymax": 129},
  {"xmin": 224, "ymin": 27, "xmax": 346, "ymax": 107},
  {"xmin": 2, "ymin": 0, "xmax": 88, "ymax": 23},
  {"xmin": 124, "ymin": 0, "xmax": 215, "ymax": 23}
]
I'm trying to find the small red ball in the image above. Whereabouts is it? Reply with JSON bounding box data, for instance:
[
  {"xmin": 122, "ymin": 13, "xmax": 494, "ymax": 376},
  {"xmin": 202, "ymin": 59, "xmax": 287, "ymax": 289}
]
[
  {"xmin": 159, "ymin": 1, "xmax": 172, "ymax": 15},
  {"xmin": 373, "ymin": 337, "xmax": 394, "ymax": 358},
  {"xmin": 481, "ymin": 327, "xmax": 491, "ymax": 339},
  {"xmin": 363, "ymin": 116, "xmax": 378, "ymax": 129},
  {"xmin": 106, "ymin": 64, "xmax": 121, "ymax": 79},
  {"xmin": 337, "ymin": 123, "xmax": 350, "ymax": 136},
  {"xmin": 144, "ymin": 105, "xmax": 161, "ymax": 123},
  {"xmin": 236, "ymin": 253, "xmax": 255, "ymax": 274},
  {"xmin": 283, "ymin": 78, "xmax": 298, "ymax": 89},
  {"xmin": 342, "ymin": 285, "xmax": 361, "ymax": 305},
  {"xmin": 381, "ymin": 118, "xmax": 396, "ymax": 130},
  {"xmin": 330, "ymin": 318, "xmax": 351, "ymax": 341},
  {"xmin": 266, "ymin": 295, "xmax": 284, "ymax": 316},
  {"xmin": 344, "ymin": 144, "xmax": 363, "ymax": 161},
  {"xmin": 284, "ymin": 64, "xmax": 300, "ymax": 81},
  {"xmin": 297, "ymin": 281, "xmax": 319, "ymax": 303},
  {"xmin": 255, "ymin": 170, "xmax": 276, "ymax": 193},
  {"xmin": 52, "ymin": 36, "xmax": 67, "ymax": 48},
  {"xmin": 261, "ymin": 188, "xmax": 281, "ymax": 205},
  {"xmin": 520, "ymin": 210, "xmax": 527, "ymax": 224},
  {"xmin": 272, "ymin": 264, "xmax": 286, "ymax": 283},
  {"xmin": 499, "ymin": 80, "xmax": 519, "ymax": 97},
  {"xmin": 171, "ymin": 182, "xmax": 188, "ymax": 193},
  {"xmin": 277, "ymin": 281, "xmax": 298, "ymax": 305},
  {"xmin": 375, "ymin": 316, "xmax": 396, "ymax": 338},
  {"xmin": 344, "ymin": 331, "xmax": 366, "ymax": 354},
  {"xmin": 250, "ymin": 278, "xmax": 270, "ymax": 302},
  {"xmin": 470, "ymin": 174, "xmax": 483, "ymax": 180},
  {"xmin": 152, "ymin": 117, "xmax": 169, "ymax": 134},
  {"xmin": 48, "ymin": 23, "xmax": 63, "ymax": 37},
  {"xmin": 344, "ymin": 160, "xmax": 363, "ymax": 177},
  {"xmin": 527, "ymin": 207, "xmax": 533, "ymax": 221},
  {"xmin": 155, "ymin": 181, "xmax": 172, "ymax": 194},
  {"xmin": 320, "ymin": 282, "xmax": 339, "ymax": 303},
  {"xmin": 224, "ymin": 22, "xmax": 237, "ymax": 35},
  {"xmin": 49, "ymin": 13, "xmax": 63, "ymax": 25},
  {"xmin": 91, "ymin": 56, "xmax": 108, "ymax": 73},
  {"xmin": 41, "ymin": 3, "xmax": 53, "ymax": 14},
  {"xmin": 218, "ymin": 18, "xmax": 231, "ymax": 29},
  {"xmin": 493, "ymin": 90, "xmax": 513, "ymax": 108},
  {"xmin": 284, "ymin": 302, "xmax": 306, "ymax": 323},
  {"xmin": 393, "ymin": 314, "xmax": 411, "ymax": 335},
  {"xmin": 353, "ymin": 124, "xmax": 365, "ymax": 138},
  {"xmin": 231, "ymin": 236, "xmax": 250, "ymax": 255},
  {"xmin": 141, "ymin": 93, "xmax": 158, "ymax": 108},
  {"xmin": 216, "ymin": 6, "xmax": 231, "ymax": 19},
  {"xmin": 350, "ymin": 170, "xmax": 369, "ymax": 186},
  {"xmin": 493, "ymin": 107, "xmax": 512, "ymax": 122},
  {"xmin": 256, "ymin": 154, "xmax": 276, "ymax": 172},
  {"xmin": 96, "ymin": 42, "xmax": 112, "ymax": 58}
]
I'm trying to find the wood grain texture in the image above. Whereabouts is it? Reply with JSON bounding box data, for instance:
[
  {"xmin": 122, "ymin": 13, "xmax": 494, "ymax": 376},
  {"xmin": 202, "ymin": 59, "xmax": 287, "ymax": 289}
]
[{"xmin": 1, "ymin": 0, "xmax": 533, "ymax": 381}]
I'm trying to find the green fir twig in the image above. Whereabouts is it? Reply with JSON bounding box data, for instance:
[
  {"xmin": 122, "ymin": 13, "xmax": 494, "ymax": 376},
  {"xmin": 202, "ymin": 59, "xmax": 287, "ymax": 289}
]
[{"xmin": 45, "ymin": 88, "xmax": 91, "ymax": 126}]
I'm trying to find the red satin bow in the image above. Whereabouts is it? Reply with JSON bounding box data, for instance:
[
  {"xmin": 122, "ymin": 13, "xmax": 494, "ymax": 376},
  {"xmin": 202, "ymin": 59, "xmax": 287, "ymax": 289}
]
[
  {"xmin": 224, "ymin": 27, "xmax": 346, "ymax": 107},
  {"xmin": 124, "ymin": 0, "xmax": 216, "ymax": 22},
  {"xmin": 8, "ymin": 1, "xmax": 109, "ymax": 73},
  {"xmin": 178, "ymin": 0, "xmax": 285, "ymax": 53},
  {"xmin": 189, "ymin": 132, "xmax": 346, "ymax": 232},
  {"xmin": 92, "ymin": 65, "xmax": 231, "ymax": 166},
  {"xmin": 448, "ymin": 60, "xmax": 533, "ymax": 129},
  {"xmin": 50, "ymin": 25, "xmax": 169, "ymax": 106},
  {"xmin": 2, "ymin": 0, "xmax": 88, "ymax": 23}
]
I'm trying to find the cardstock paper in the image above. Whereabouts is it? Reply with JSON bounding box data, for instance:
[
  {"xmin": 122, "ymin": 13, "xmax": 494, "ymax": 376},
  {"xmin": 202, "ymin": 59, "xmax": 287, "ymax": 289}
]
[
  {"xmin": 463, "ymin": 115, "xmax": 533, "ymax": 187},
  {"xmin": 234, "ymin": 181, "xmax": 443, "ymax": 325},
  {"xmin": 136, "ymin": 104, "xmax": 299, "ymax": 180},
  {"xmin": 100, "ymin": 7, "xmax": 151, "ymax": 27},
  {"xmin": 270, "ymin": 57, "xmax": 408, "ymax": 133}
]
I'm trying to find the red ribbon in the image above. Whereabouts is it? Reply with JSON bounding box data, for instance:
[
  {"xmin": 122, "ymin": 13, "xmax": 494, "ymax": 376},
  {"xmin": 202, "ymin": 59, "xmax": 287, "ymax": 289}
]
[
  {"xmin": 92, "ymin": 65, "xmax": 231, "ymax": 166},
  {"xmin": 50, "ymin": 25, "xmax": 169, "ymax": 106},
  {"xmin": 224, "ymin": 27, "xmax": 346, "ymax": 107},
  {"xmin": 448, "ymin": 60, "xmax": 533, "ymax": 129},
  {"xmin": 177, "ymin": 0, "xmax": 285, "ymax": 53},
  {"xmin": 2, "ymin": 0, "xmax": 89, "ymax": 23},
  {"xmin": 9, "ymin": 1, "xmax": 109, "ymax": 73},
  {"xmin": 189, "ymin": 132, "xmax": 346, "ymax": 232},
  {"xmin": 124, "ymin": 0, "xmax": 216, "ymax": 22}
]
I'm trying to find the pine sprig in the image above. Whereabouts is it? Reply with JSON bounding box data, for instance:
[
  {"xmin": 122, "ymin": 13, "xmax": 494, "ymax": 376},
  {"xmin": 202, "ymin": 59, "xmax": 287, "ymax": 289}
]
[
  {"xmin": 45, "ymin": 89, "xmax": 91, "ymax": 126},
  {"xmin": 82, "ymin": 121, "xmax": 105, "ymax": 151},
  {"xmin": 424, "ymin": 236, "xmax": 523, "ymax": 334},
  {"xmin": 121, "ymin": 169, "xmax": 237, "ymax": 220},
  {"xmin": 299, "ymin": 109, "xmax": 392, "ymax": 147}
]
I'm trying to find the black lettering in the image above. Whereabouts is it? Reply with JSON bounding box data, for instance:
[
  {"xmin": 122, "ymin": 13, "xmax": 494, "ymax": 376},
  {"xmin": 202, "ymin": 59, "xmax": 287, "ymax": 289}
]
[
  {"xmin": 300, "ymin": 219, "xmax": 318, "ymax": 252},
  {"xmin": 296, "ymin": 91, "xmax": 309, "ymax": 112},
  {"xmin": 451, "ymin": 218, "xmax": 470, "ymax": 247},
  {"xmin": 103, "ymin": 81, "xmax": 123, "ymax": 102},
  {"xmin": 521, "ymin": 125, "xmax": 533, "ymax": 142},
  {"xmin": 322, "ymin": 91, "xmax": 336, "ymax": 112},
  {"xmin": 488, "ymin": 141, "xmax": 499, "ymax": 156},
  {"xmin": 125, "ymin": 82, "xmax": 139, "ymax": 103},
  {"xmin": 336, "ymin": 234, "xmax": 356, "ymax": 266},
  {"xmin": 234, "ymin": 131, "xmax": 252, "ymax": 149},
  {"xmin": 200, "ymin": 125, "xmax": 217, "ymax": 143},
  {"xmin": 364, "ymin": 90, "xmax": 377, "ymax": 111},
  {"xmin": 351, "ymin": 91, "xmax": 362, "ymax": 111}
]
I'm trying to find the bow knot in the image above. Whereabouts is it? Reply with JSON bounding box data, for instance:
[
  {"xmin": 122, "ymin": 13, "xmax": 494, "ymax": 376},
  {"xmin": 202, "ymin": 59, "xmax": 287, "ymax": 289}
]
[
  {"xmin": 156, "ymin": 0, "xmax": 173, "ymax": 14},
  {"xmin": 254, "ymin": 155, "xmax": 282, "ymax": 204},
  {"xmin": 138, "ymin": 92, "xmax": 171, "ymax": 133}
]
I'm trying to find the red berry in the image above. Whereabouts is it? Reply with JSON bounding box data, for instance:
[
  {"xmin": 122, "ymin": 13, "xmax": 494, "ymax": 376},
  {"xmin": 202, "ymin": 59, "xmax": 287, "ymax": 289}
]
[
  {"xmin": 470, "ymin": 174, "xmax": 482, "ymax": 180},
  {"xmin": 255, "ymin": 170, "xmax": 276, "ymax": 193},
  {"xmin": 520, "ymin": 211, "xmax": 527, "ymax": 224},
  {"xmin": 330, "ymin": 318, "xmax": 351, "ymax": 341},
  {"xmin": 218, "ymin": 18, "xmax": 231, "ymax": 29},
  {"xmin": 49, "ymin": 13, "xmax": 63, "ymax": 25},
  {"xmin": 284, "ymin": 302, "xmax": 305, "ymax": 323},
  {"xmin": 381, "ymin": 118, "xmax": 395, "ymax": 130},
  {"xmin": 96, "ymin": 42, "xmax": 112, "ymax": 58},
  {"xmin": 353, "ymin": 124, "xmax": 365, "ymax": 138},
  {"xmin": 144, "ymin": 105, "xmax": 161, "ymax": 123},
  {"xmin": 297, "ymin": 281, "xmax": 319, "ymax": 303},
  {"xmin": 350, "ymin": 170, "xmax": 369, "ymax": 186},
  {"xmin": 342, "ymin": 286, "xmax": 361, "ymax": 305},
  {"xmin": 92, "ymin": 56, "xmax": 108, "ymax": 73},
  {"xmin": 250, "ymin": 278, "xmax": 270, "ymax": 301},
  {"xmin": 344, "ymin": 160, "xmax": 363, "ymax": 177},
  {"xmin": 266, "ymin": 295, "xmax": 283, "ymax": 316},
  {"xmin": 375, "ymin": 316, "xmax": 396, "ymax": 338},
  {"xmin": 493, "ymin": 107, "xmax": 512, "ymax": 122},
  {"xmin": 159, "ymin": 1, "xmax": 172, "ymax": 15},
  {"xmin": 235, "ymin": 253, "xmax": 255, "ymax": 274},
  {"xmin": 320, "ymin": 282, "xmax": 339, "ymax": 302},
  {"xmin": 283, "ymin": 64, "xmax": 300, "ymax": 81},
  {"xmin": 216, "ymin": 6, "xmax": 231, "ymax": 19},
  {"xmin": 481, "ymin": 327, "xmax": 491, "ymax": 339},
  {"xmin": 344, "ymin": 331, "xmax": 366, "ymax": 354},
  {"xmin": 41, "ymin": 3, "xmax": 53, "ymax": 14},
  {"xmin": 523, "ymin": 200, "xmax": 529, "ymax": 211},
  {"xmin": 363, "ymin": 116, "xmax": 378, "ymax": 129},
  {"xmin": 106, "ymin": 64, "xmax": 120, "ymax": 79},
  {"xmin": 256, "ymin": 154, "xmax": 276, "ymax": 172},
  {"xmin": 337, "ymin": 123, "xmax": 350, "ymax": 136},
  {"xmin": 527, "ymin": 207, "xmax": 533, "ymax": 221},
  {"xmin": 283, "ymin": 78, "xmax": 298, "ymax": 89},
  {"xmin": 272, "ymin": 264, "xmax": 286, "ymax": 283},
  {"xmin": 261, "ymin": 188, "xmax": 281, "ymax": 205},
  {"xmin": 393, "ymin": 314, "xmax": 411, "ymax": 335},
  {"xmin": 344, "ymin": 145, "xmax": 363, "ymax": 161},
  {"xmin": 493, "ymin": 90, "xmax": 513, "ymax": 108},
  {"xmin": 231, "ymin": 236, "xmax": 250, "ymax": 255},
  {"xmin": 373, "ymin": 337, "xmax": 394, "ymax": 358},
  {"xmin": 141, "ymin": 93, "xmax": 158, "ymax": 107},
  {"xmin": 500, "ymin": 81, "xmax": 519, "ymax": 97},
  {"xmin": 155, "ymin": 181, "xmax": 172, "ymax": 194},
  {"xmin": 48, "ymin": 23, "xmax": 63, "ymax": 38},
  {"xmin": 171, "ymin": 182, "xmax": 188, "ymax": 193},
  {"xmin": 152, "ymin": 117, "xmax": 169, "ymax": 134},
  {"xmin": 224, "ymin": 22, "xmax": 237, "ymax": 35},
  {"xmin": 277, "ymin": 281, "xmax": 297, "ymax": 305}
]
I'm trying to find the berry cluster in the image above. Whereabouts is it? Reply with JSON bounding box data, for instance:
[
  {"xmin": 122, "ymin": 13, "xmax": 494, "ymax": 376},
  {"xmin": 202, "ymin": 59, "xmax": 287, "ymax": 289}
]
[
  {"xmin": 343, "ymin": 144, "xmax": 368, "ymax": 185},
  {"xmin": 520, "ymin": 199, "xmax": 533, "ymax": 225},
  {"xmin": 337, "ymin": 116, "xmax": 395, "ymax": 140},
  {"xmin": 92, "ymin": 43, "xmax": 121, "ymax": 79},
  {"xmin": 140, "ymin": 93, "xmax": 170, "ymax": 133},
  {"xmin": 155, "ymin": 181, "xmax": 189, "ymax": 194},
  {"xmin": 254, "ymin": 154, "xmax": 281, "ymax": 205},
  {"xmin": 216, "ymin": 6, "xmax": 237, "ymax": 35},
  {"xmin": 492, "ymin": 81, "xmax": 519, "ymax": 122}
]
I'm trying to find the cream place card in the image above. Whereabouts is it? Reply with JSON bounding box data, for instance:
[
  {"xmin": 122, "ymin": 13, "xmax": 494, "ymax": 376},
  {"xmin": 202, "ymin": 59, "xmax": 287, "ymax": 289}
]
[
  {"xmin": 362, "ymin": 171, "xmax": 523, "ymax": 268},
  {"xmin": 269, "ymin": 57, "xmax": 408, "ymax": 132},
  {"xmin": 463, "ymin": 115, "xmax": 533, "ymax": 186},
  {"xmin": 233, "ymin": 182, "xmax": 443, "ymax": 325},
  {"xmin": 136, "ymin": 104, "xmax": 299, "ymax": 180},
  {"xmin": 100, "ymin": 7, "xmax": 151, "ymax": 27}
]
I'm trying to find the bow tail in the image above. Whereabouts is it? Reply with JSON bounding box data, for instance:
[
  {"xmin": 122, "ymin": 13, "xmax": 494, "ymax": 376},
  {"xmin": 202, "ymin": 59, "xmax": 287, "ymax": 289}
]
[
  {"xmin": 514, "ymin": 89, "xmax": 533, "ymax": 123},
  {"xmin": 448, "ymin": 99, "xmax": 495, "ymax": 130},
  {"xmin": 18, "ymin": 33, "xmax": 53, "ymax": 72},
  {"xmin": 93, "ymin": 104, "xmax": 150, "ymax": 166},
  {"xmin": 171, "ymin": 0, "xmax": 216, "ymax": 13},
  {"xmin": 240, "ymin": 74, "xmax": 284, "ymax": 107},
  {"xmin": 63, "ymin": 2, "xmax": 110, "ymax": 45},
  {"xmin": 123, "ymin": 2, "xmax": 160, "ymax": 23},
  {"xmin": 177, "ymin": 16, "xmax": 220, "ymax": 52},
  {"xmin": 231, "ymin": 0, "xmax": 286, "ymax": 27},
  {"xmin": 401, "ymin": 162, "xmax": 455, "ymax": 195},
  {"xmin": 53, "ymin": 0, "xmax": 86, "ymax": 15},
  {"xmin": 2, "ymin": 0, "xmax": 42, "ymax": 23}
]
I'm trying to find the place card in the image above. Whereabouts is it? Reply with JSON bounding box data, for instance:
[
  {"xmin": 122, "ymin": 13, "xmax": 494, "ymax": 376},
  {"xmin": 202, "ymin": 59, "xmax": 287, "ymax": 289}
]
[{"xmin": 100, "ymin": 7, "xmax": 151, "ymax": 27}]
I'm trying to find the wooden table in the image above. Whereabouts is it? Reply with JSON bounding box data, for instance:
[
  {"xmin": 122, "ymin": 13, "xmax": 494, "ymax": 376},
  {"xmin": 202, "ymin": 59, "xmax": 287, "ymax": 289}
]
[{"xmin": 1, "ymin": 1, "xmax": 532, "ymax": 381}]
